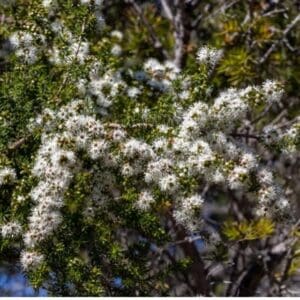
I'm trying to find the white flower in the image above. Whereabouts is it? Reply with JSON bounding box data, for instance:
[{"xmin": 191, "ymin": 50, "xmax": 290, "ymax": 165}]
[
  {"xmin": 20, "ymin": 251, "xmax": 44, "ymax": 270},
  {"xmin": 16, "ymin": 46, "xmax": 38, "ymax": 64},
  {"xmin": 277, "ymin": 198, "xmax": 290, "ymax": 210},
  {"xmin": 77, "ymin": 79, "xmax": 87, "ymax": 95},
  {"xmin": 144, "ymin": 58, "xmax": 164, "ymax": 74},
  {"xmin": 80, "ymin": 0, "xmax": 91, "ymax": 4},
  {"xmin": 173, "ymin": 208, "xmax": 201, "ymax": 232},
  {"xmin": 9, "ymin": 33, "xmax": 20, "ymax": 48},
  {"xmin": 88, "ymin": 140, "xmax": 108, "ymax": 160},
  {"xmin": 136, "ymin": 190, "xmax": 155, "ymax": 211},
  {"xmin": 164, "ymin": 60, "xmax": 180, "ymax": 77},
  {"xmin": 257, "ymin": 169, "xmax": 274, "ymax": 185},
  {"xmin": 196, "ymin": 46, "xmax": 223, "ymax": 68},
  {"xmin": 153, "ymin": 138, "xmax": 168, "ymax": 152},
  {"xmin": 110, "ymin": 30, "xmax": 123, "ymax": 41},
  {"xmin": 258, "ymin": 185, "xmax": 280, "ymax": 204},
  {"xmin": 212, "ymin": 89, "xmax": 248, "ymax": 130},
  {"xmin": 123, "ymin": 139, "xmax": 154, "ymax": 159},
  {"xmin": 16, "ymin": 195, "xmax": 26, "ymax": 203},
  {"xmin": 145, "ymin": 159, "xmax": 172, "ymax": 183},
  {"xmin": 70, "ymin": 41, "xmax": 89, "ymax": 64},
  {"xmin": 179, "ymin": 90, "xmax": 190, "ymax": 100},
  {"xmin": 1, "ymin": 222, "xmax": 22, "ymax": 239},
  {"xmin": 240, "ymin": 152, "xmax": 258, "ymax": 170},
  {"xmin": 190, "ymin": 139, "xmax": 212, "ymax": 155},
  {"xmin": 127, "ymin": 87, "xmax": 141, "ymax": 98},
  {"xmin": 183, "ymin": 102, "xmax": 209, "ymax": 130},
  {"xmin": 210, "ymin": 169, "xmax": 226, "ymax": 184},
  {"xmin": 183, "ymin": 194, "xmax": 204, "ymax": 211},
  {"xmin": 255, "ymin": 206, "xmax": 269, "ymax": 217},
  {"xmin": 121, "ymin": 163, "xmax": 135, "ymax": 177},
  {"xmin": 111, "ymin": 44, "xmax": 122, "ymax": 56},
  {"xmin": 228, "ymin": 166, "xmax": 249, "ymax": 190},
  {"xmin": 0, "ymin": 167, "xmax": 16, "ymax": 185},
  {"xmin": 50, "ymin": 21, "xmax": 63, "ymax": 33},
  {"xmin": 112, "ymin": 129, "xmax": 126, "ymax": 142},
  {"xmin": 157, "ymin": 125, "xmax": 171, "ymax": 134},
  {"xmin": 159, "ymin": 174, "xmax": 179, "ymax": 193},
  {"xmin": 52, "ymin": 150, "xmax": 76, "ymax": 168},
  {"xmin": 42, "ymin": 0, "xmax": 54, "ymax": 8},
  {"xmin": 262, "ymin": 80, "xmax": 283, "ymax": 104},
  {"xmin": 263, "ymin": 125, "xmax": 280, "ymax": 144}
]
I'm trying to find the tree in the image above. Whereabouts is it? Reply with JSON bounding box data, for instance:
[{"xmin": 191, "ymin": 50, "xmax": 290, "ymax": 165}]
[{"xmin": 0, "ymin": 0, "xmax": 299, "ymax": 296}]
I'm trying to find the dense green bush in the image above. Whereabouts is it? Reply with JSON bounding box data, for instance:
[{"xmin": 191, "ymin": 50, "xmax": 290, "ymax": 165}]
[{"xmin": 0, "ymin": 0, "xmax": 299, "ymax": 296}]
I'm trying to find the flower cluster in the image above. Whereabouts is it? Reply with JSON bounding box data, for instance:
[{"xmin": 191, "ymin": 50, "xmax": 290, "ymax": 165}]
[
  {"xmin": 1, "ymin": 221, "xmax": 22, "ymax": 239},
  {"xmin": 196, "ymin": 46, "xmax": 223, "ymax": 70},
  {"xmin": 0, "ymin": 167, "xmax": 16, "ymax": 186},
  {"xmin": 142, "ymin": 58, "xmax": 180, "ymax": 91},
  {"xmin": 20, "ymin": 99, "xmax": 128, "ymax": 269},
  {"xmin": 9, "ymin": 31, "xmax": 45, "ymax": 64},
  {"xmin": 116, "ymin": 73, "xmax": 290, "ymax": 230},
  {"xmin": 20, "ymin": 250, "xmax": 44, "ymax": 271},
  {"xmin": 8, "ymin": 1, "xmax": 104, "ymax": 66},
  {"xmin": 1, "ymin": 36, "xmax": 297, "ymax": 273},
  {"xmin": 88, "ymin": 68, "xmax": 126, "ymax": 115}
]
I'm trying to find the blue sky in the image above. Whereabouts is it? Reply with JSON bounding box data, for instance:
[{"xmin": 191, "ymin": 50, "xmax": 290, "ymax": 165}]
[{"xmin": 0, "ymin": 267, "xmax": 47, "ymax": 297}]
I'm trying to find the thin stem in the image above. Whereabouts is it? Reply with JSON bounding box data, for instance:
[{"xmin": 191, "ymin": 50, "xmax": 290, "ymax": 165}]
[
  {"xmin": 259, "ymin": 14, "xmax": 300, "ymax": 64},
  {"xmin": 231, "ymin": 133, "xmax": 261, "ymax": 140},
  {"xmin": 126, "ymin": 0, "xmax": 169, "ymax": 59}
]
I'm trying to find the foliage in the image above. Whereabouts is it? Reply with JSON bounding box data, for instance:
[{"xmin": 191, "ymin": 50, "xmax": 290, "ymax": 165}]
[
  {"xmin": 0, "ymin": 0, "xmax": 299, "ymax": 297},
  {"xmin": 222, "ymin": 218, "xmax": 274, "ymax": 241}
]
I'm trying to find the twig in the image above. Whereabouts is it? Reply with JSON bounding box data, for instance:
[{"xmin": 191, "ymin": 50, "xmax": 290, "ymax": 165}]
[
  {"xmin": 105, "ymin": 122, "xmax": 155, "ymax": 130},
  {"xmin": 126, "ymin": 0, "xmax": 169, "ymax": 59},
  {"xmin": 230, "ymin": 133, "xmax": 261, "ymax": 140},
  {"xmin": 270, "ymin": 109, "xmax": 287, "ymax": 126},
  {"xmin": 275, "ymin": 116, "xmax": 299, "ymax": 129},
  {"xmin": 250, "ymin": 103, "xmax": 273, "ymax": 125},
  {"xmin": 191, "ymin": 13, "xmax": 203, "ymax": 29},
  {"xmin": 201, "ymin": 183, "xmax": 210, "ymax": 197},
  {"xmin": 278, "ymin": 221, "xmax": 300, "ymax": 288},
  {"xmin": 229, "ymin": 268, "xmax": 249, "ymax": 296},
  {"xmin": 8, "ymin": 137, "xmax": 28, "ymax": 150},
  {"xmin": 160, "ymin": 0, "xmax": 173, "ymax": 21},
  {"xmin": 203, "ymin": 0, "xmax": 240, "ymax": 22},
  {"xmin": 173, "ymin": 0, "xmax": 188, "ymax": 69},
  {"xmin": 259, "ymin": 14, "xmax": 300, "ymax": 64},
  {"xmin": 262, "ymin": 8, "xmax": 287, "ymax": 18},
  {"xmin": 52, "ymin": 16, "xmax": 88, "ymax": 102},
  {"xmin": 226, "ymin": 244, "xmax": 241, "ymax": 296},
  {"xmin": 283, "ymin": 38, "xmax": 297, "ymax": 52}
]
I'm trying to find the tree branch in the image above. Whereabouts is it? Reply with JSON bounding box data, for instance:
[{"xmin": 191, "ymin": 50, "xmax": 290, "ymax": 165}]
[
  {"xmin": 230, "ymin": 133, "xmax": 261, "ymax": 140},
  {"xmin": 160, "ymin": 0, "xmax": 173, "ymax": 21},
  {"xmin": 173, "ymin": 0, "xmax": 190, "ymax": 69},
  {"xmin": 126, "ymin": 0, "xmax": 169, "ymax": 59},
  {"xmin": 259, "ymin": 14, "xmax": 300, "ymax": 64}
]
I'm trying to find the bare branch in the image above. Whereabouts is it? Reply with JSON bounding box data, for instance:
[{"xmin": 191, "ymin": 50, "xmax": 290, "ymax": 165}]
[
  {"xmin": 230, "ymin": 133, "xmax": 261, "ymax": 140},
  {"xmin": 126, "ymin": 0, "xmax": 169, "ymax": 59},
  {"xmin": 8, "ymin": 137, "xmax": 28, "ymax": 150},
  {"xmin": 191, "ymin": 13, "xmax": 203, "ymax": 29},
  {"xmin": 160, "ymin": 0, "xmax": 174, "ymax": 21},
  {"xmin": 259, "ymin": 14, "xmax": 300, "ymax": 64},
  {"xmin": 203, "ymin": 0, "xmax": 240, "ymax": 22},
  {"xmin": 283, "ymin": 38, "xmax": 297, "ymax": 52},
  {"xmin": 262, "ymin": 8, "xmax": 287, "ymax": 18},
  {"xmin": 173, "ymin": 0, "xmax": 189, "ymax": 69},
  {"xmin": 250, "ymin": 103, "xmax": 273, "ymax": 125}
]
